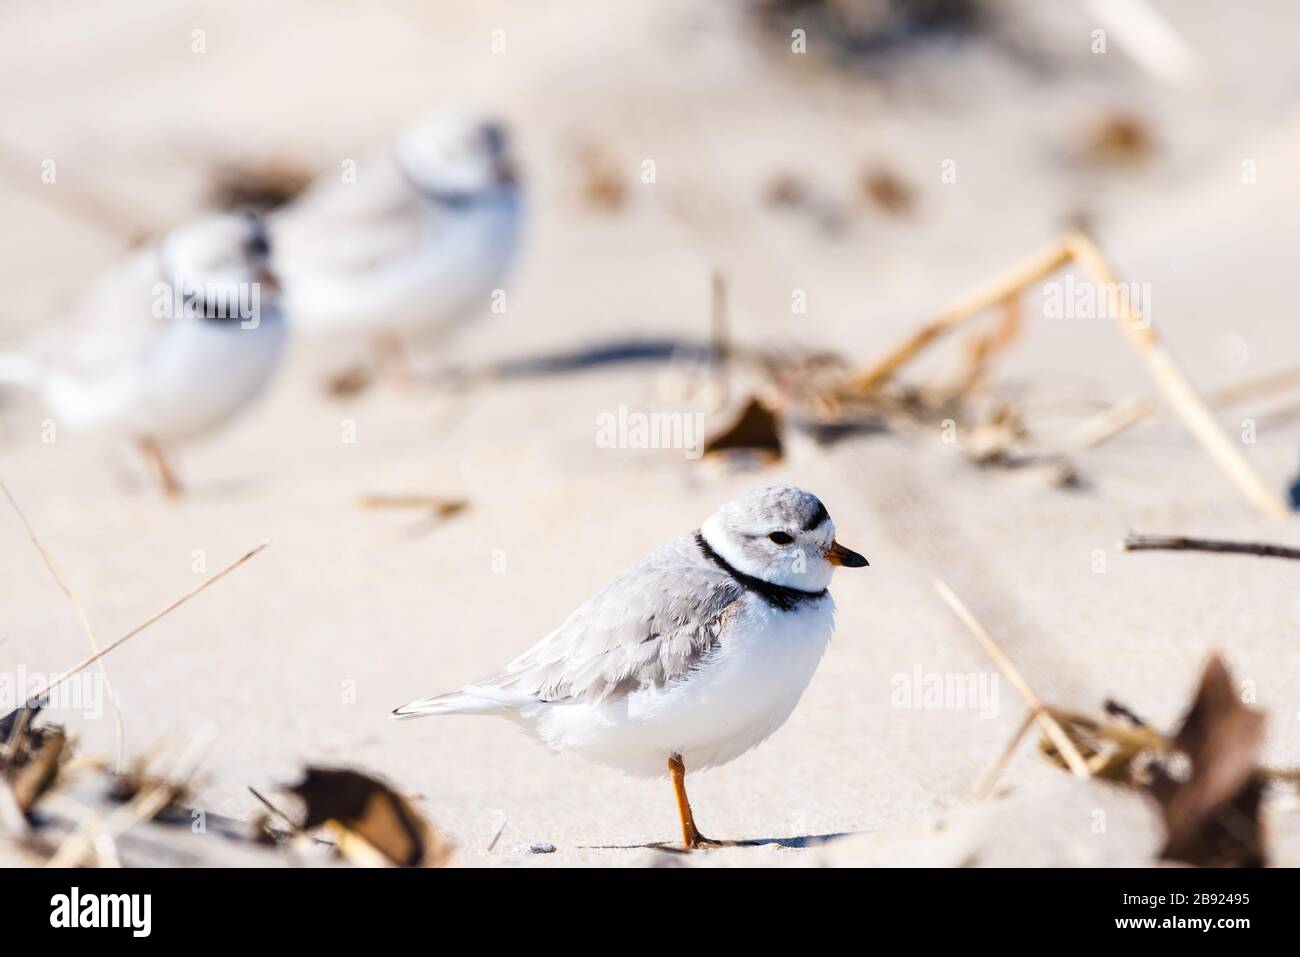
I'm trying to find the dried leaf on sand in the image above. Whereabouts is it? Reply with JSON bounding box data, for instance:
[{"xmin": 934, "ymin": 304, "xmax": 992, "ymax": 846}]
[
  {"xmin": 1156, "ymin": 654, "xmax": 1267, "ymax": 867},
  {"xmin": 289, "ymin": 767, "xmax": 453, "ymax": 867},
  {"xmin": 703, "ymin": 395, "xmax": 782, "ymax": 462}
]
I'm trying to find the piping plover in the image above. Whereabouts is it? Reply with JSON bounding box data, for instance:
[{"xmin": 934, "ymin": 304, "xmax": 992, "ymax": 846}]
[
  {"xmin": 0, "ymin": 212, "xmax": 285, "ymax": 495},
  {"xmin": 273, "ymin": 112, "xmax": 522, "ymax": 376},
  {"xmin": 394, "ymin": 484, "xmax": 867, "ymax": 848}
]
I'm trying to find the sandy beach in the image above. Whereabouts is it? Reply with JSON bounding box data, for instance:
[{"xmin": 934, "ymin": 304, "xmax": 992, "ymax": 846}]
[{"xmin": 3, "ymin": 0, "xmax": 1300, "ymax": 867}]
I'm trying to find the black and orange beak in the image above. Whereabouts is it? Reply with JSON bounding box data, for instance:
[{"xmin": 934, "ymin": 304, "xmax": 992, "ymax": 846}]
[{"xmin": 825, "ymin": 540, "xmax": 868, "ymax": 568}]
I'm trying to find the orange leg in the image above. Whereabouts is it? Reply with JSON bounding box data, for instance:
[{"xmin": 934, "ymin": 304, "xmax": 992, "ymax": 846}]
[
  {"xmin": 137, "ymin": 437, "xmax": 183, "ymax": 498},
  {"xmin": 668, "ymin": 753, "xmax": 725, "ymax": 849}
]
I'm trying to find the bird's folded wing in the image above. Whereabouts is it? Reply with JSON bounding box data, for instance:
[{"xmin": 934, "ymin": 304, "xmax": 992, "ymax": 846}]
[
  {"xmin": 273, "ymin": 157, "xmax": 435, "ymax": 275},
  {"xmin": 481, "ymin": 535, "xmax": 744, "ymax": 705},
  {"xmin": 45, "ymin": 250, "xmax": 172, "ymax": 380}
]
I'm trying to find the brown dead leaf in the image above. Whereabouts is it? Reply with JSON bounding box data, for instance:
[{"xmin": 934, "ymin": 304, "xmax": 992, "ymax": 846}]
[
  {"xmin": 703, "ymin": 396, "xmax": 783, "ymax": 463},
  {"xmin": 1157, "ymin": 654, "xmax": 1267, "ymax": 867},
  {"xmin": 289, "ymin": 767, "xmax": 452, "ymax": 868}
]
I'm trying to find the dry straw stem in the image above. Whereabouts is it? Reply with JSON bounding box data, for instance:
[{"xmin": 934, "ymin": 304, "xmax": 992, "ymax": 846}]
[
  {"xmin": 46, "ymin": 727, "xmax": 217, "ymax": 867},
  {"xmin": 932, "ymin": 580, "xmax": 1092, "ymax": 779},
  {"xmin": 848, "ymin": 237, "xmax": 1074, "ymax": 393},
  {"xmin": 970, "ymin": 709, "xmax": 1037, "ymax": 799},
  {"xmin": 1123, "ymin": 533, "xmax": 1300, "ymax": 561},
  {"xmin": 1, "ymin": 481, "xmax": 126, "ymax": 770},
  {"xmin": 1046, "ymin": 705, "xmax": 1300, "ymax": 787},
  {"xmin": 1070, "ymin": 364, "xmax": 1300, "ymax": 451},
  {"xmin": 25, "ymin": 542, "xmax": 269, "ymax": 704},
  {"xmin": 847, "ymin": 232, "xmax": 1289, "ymax": 519},
  {"xmin": 0, "ymin": 136, "xmax": 150, "ymax": 243}
]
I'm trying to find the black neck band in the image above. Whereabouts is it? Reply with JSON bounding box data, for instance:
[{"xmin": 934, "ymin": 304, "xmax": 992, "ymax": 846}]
[{"xmin": 694, "ymin": 532, "xmax": 827, "ymax": 612}]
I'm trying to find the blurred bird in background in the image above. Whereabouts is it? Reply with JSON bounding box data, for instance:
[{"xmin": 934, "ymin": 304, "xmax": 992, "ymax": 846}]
[
  {"xmin": 0, "ymin": 212, "xmax": 286, "ymax": 496},
  {"xmin": 272, "ymin": 112, "xmax": 523, "ymax": 385}
]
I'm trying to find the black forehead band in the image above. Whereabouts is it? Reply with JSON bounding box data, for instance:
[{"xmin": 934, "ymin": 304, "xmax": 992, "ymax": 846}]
[{"xmin": 801, "ymin": 502, "xmax": 830, "ymax": 531}]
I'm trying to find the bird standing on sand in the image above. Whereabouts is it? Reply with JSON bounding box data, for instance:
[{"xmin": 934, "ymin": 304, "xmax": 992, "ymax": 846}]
[
  {"xmin": 394, "ymin": 485, "xmax": 867, "ymax": 848},
  {"xmin": 0, "ymin": 213, "xmax": 285, "ymax": 496},
  {"xmin": 273, "ymin": 112, "xmax": 522, "ymax": 380}
]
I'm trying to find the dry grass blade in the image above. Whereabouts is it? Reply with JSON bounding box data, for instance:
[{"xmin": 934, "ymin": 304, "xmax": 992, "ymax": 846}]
[
  {"xmin": 847, "ymin": 237, "xmax": 1073, "ymax": 393},
  {"xmin": 1064, "ymin": 233, "xmax": 1289, "ymax": 518},
  {"xmin": 1072, "ymin": 395, "xmax": 1158, "ymax": 449},
  {"xmin": 1123, "ymin": 533, "xmax": 1300, "ymax": 561},
  {"xmin": 1, "ymin": 480, "xmax": 126, "ymax": 769},
  {"xmin": 970, "ymin": 709, "xmax": 1036, "ymax": 799},
  {"xmin": 23, "ymin": 542, "xmax": 269, "ymax": 705},
  {"xmin": 933, "ymin": 580, "xmax": 1091, "ymax": 779},
  {"xmin": 0, "ymin": 136, "xmax": 151, "ymax": 242},
  {"xmin": 843, "ymin": 232, "xmax": 1288, "ymax": 518},
  {"xmin": 358, "ymin": 495, "xmax": 468, "ymax": 518},
  {"xmin": 45, "ymin": 728, "xmax": 217, "ymax": 867},
  {"xmin": 248, "ymin": 785, "xmax": 299, "ymax": 832}
]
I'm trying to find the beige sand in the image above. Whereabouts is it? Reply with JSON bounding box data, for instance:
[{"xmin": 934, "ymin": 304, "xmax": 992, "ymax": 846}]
[{"xmin": 2, "ymin": 0, "xmax": 1300, "ymax": 866}]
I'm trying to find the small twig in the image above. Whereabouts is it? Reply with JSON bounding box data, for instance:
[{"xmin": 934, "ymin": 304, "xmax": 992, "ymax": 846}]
[
  {"xmin": 848, "ymin": 237, "xmax": 1073, "ymax": 393},
  {"xmin": 971, "ymin": 709, "xmax": 1036, "ymax": 799},
  {"xmin": 844, "ymin": 232, "xmax": 1289, "ymax": 519},
  {"xmin": 933, "ymin": 580, "xmax": 1091, "ymax": 779},
  {"xmin": 1, "ymin": 480, "xmax": 126, "ymax": 771},
  {"xmin": 1072, "ymin": 395, "xmax": 1158, "ymax": 450},
  {"xmin": 248, "ymin": 786, "xmax": 299, "ymax": 832},
  {"xmin": 25, "ymin": 542, "xmax": 269, "ymax": 704},
  {"xmin": 1123, "ymin": 533, "xmax": 1300, "ymax": 561},
  {"xmin": 357, "ymin": 495, "xmax": 467, "ymax": 516},
  {"xmin": 46, "ymin": 728, "xmax": 216, "ymax": 867},
  {"xmin": 0, "ymin": 135, "xmax": 151, "ymax": 242}
]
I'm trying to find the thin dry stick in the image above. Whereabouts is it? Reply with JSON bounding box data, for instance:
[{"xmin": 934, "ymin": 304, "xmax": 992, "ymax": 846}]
[
  {"xmin": 1123, "ymin": 533, "xmax": 1300, "ymax": 561},
  {"xmin": 46, "ymin": 728, "xmax": 216, "ymax": 867},
  {"xmin": 0, "ymin": 136, "xmax": 150, "ymax": 242},
  {"xmin": 357, "ymin": 494, "xmax": 467, "ymax": 514},
  {"xmin": 1046, "ymin": 706, "xmax": 1300, "ymax": 785},
  {"xmin": 248, "ymin": 786, "xmax": 299, "ymax": 832},
  {"xmin": 0, "ymin": 480, "xmax": 126, "ymax": 770},
  {"xmin": 1064, "ymin": 232, "xmax": 1290, "ymax": 519},
  {"xmin": 933, "ymin": 580, "xmax": 1091, "ymax": 779},
  {"xmin": 1211, "ymin": 364, "xmax": 1300, "ymax": 408},
  {"xmin": 846, "ymin": 232, "xmax": 1288, "ymax": 518},
  {"xmin": 847, "ymin": 237, "xmax": 1074, "ymax": 392},
  {"xmin": 1072, "ymin": 395, "xmax": 1158, "ymax": 450},
  {"xmin": 971, "ymin": 708, "xmax": 1037, "ymax": 799},
  {"xmin": 1070, "ymin": 365, "xmax": 1300, "ymax": 452},
  {"xmin": 25, "ymin": 542, "xmax": 269, "ymax": 704}
]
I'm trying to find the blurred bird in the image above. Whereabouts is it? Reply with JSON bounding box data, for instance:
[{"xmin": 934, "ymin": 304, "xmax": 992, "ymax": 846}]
[
  {"xmin": 273, "ymin": 112, "xmax": 522, "ymax": 381},
  {"xmin": 394, "ymin": 485, "xmax": 868, "ymax": 848},
  {"xmin": 0, "ymin": 213, "xmax": 286, "ymax": 496}
]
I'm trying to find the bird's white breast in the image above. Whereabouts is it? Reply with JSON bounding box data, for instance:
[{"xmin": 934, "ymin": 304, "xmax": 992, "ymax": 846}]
[{"xmin": 534, "ymin": 595, "xmax": 835, "ymax": 778}]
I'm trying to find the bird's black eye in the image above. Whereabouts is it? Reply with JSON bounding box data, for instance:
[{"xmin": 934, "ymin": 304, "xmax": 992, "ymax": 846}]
[{"xmin": 768, "ymin": 531, "xmax": 794, "ymax": 546}]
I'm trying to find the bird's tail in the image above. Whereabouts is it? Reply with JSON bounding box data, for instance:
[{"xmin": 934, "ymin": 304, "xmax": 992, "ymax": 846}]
[
  {"xmin": 391, "ymin": 684, "xmax": 525, "ymax": 720},
  {"xmin": 0, "ymin": 352, "xmax": 38, "ymax": 388}
]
